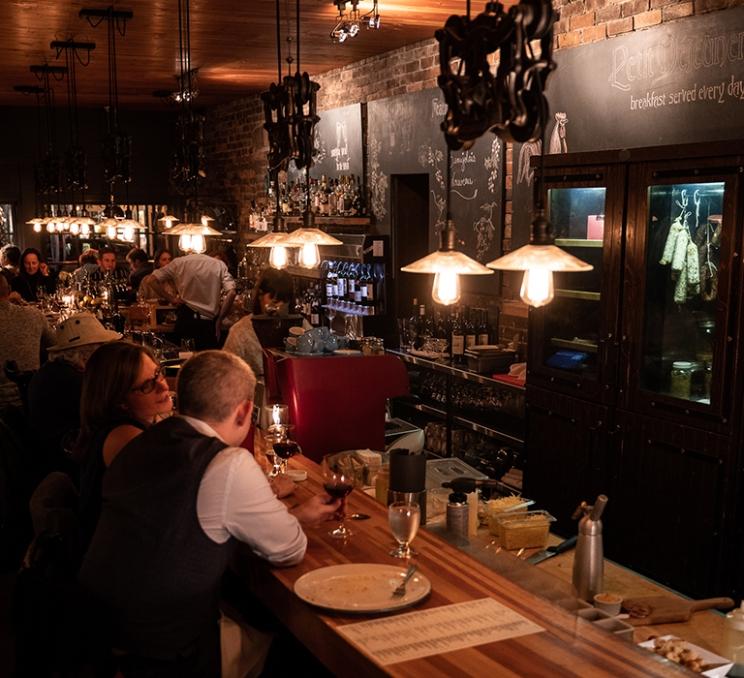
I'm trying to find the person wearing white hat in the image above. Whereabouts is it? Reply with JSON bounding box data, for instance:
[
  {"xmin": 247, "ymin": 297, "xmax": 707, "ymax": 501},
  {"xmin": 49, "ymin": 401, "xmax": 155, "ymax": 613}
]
[{"xmin": 26, "ymin": 313, "xmax": 122, "ymax": 475}]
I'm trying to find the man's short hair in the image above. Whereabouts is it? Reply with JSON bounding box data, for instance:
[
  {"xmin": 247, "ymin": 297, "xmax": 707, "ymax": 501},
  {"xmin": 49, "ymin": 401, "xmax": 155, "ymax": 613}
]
[
  {"xmin": 126, "ymin": 248, "xmax": 148, "ymax": 265},
  {"xmin": 79, "ymin": 251, "xmax": 99, "ymax": 265},
  {"xmin": 177, "ymin": 350, "xmax": 256, "ymax": 422},
  {"xmin": 99, "ymin": 246, "xmax": 116, "ymax": 257}
]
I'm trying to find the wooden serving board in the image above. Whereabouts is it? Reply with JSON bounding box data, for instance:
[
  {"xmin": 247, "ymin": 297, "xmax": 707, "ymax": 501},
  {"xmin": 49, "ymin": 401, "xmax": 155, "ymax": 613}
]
[{"xmin": 622, "ymin": 596, "xmax": 734, "ymax": 626}]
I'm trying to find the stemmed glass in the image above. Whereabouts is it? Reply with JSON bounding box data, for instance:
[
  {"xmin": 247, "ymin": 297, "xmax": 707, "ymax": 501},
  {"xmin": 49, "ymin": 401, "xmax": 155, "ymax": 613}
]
[
  {"xmin": 388, "ymin": 500, "xmax": 420, "ymax": 559},
  {"xmin": 325, "ymin": 304, "xmax": 336, "ymax": 333},
  {"xmin": 320, "ymin": 455, "xmax": 354, "ymax": 540},
  {"xmin": 272, "ymin": 429, "xmax": 301, "ymax": 475}
]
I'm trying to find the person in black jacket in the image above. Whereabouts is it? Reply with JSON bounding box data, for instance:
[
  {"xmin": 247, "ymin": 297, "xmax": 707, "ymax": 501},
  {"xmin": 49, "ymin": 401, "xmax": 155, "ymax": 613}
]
[{"xmin": 11, "ymin": 247, "xmax": 56, "ymax": 302}]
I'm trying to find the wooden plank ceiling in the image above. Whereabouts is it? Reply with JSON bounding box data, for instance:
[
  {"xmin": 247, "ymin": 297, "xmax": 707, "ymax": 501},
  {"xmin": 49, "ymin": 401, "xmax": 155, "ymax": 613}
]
[{"xmin": 1, "ymin": 0, "xmax": 469, "ymax": 109}]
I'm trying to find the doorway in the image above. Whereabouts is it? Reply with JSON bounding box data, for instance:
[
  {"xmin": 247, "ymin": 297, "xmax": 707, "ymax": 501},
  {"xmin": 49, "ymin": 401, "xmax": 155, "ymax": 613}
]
[{"xmin": 391, "ymin": 173, "xmax": 429, "ymax": 320}]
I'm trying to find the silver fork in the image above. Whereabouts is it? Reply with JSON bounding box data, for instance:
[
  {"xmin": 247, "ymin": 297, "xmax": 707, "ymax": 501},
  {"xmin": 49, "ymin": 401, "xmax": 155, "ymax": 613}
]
[{"xmin": 392, "ymin": 564, "xmax": 417, "ymax": 597}]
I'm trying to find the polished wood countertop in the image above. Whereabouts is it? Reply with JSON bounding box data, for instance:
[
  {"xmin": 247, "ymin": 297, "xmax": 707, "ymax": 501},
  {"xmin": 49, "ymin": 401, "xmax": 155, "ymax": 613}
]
[{"xmin": 237, "ymin": 456, "xmax": 689, "ymax": 677}]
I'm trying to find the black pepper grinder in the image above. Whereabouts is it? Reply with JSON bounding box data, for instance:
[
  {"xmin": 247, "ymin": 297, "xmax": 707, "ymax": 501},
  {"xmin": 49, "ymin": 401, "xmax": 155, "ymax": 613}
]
[{"xmin": 388, "ymin": 448, "xmax": 427, "ymax": 525}]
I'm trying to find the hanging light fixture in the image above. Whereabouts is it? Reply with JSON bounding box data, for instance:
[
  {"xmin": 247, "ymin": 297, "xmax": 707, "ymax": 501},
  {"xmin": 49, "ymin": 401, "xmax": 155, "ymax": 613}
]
[
  {"xmin": 81, "ymin": 6, "xmax": 134, "ymax": 236},
  {"xmin": 168, "ymin": 221, "xmax": 221, "ymax": 254},
  {"xmin": 330, "ymin": 0, "xmax": 379, "ymax": 42},
  {"xmin": 401, "ymin": 148, "xmax": 492, "ymax": 305},
  {"xmin": 158, "ymin": 213, "xmax": 180, "ymax": 229},
  {"xmin": 428, "ymin": 0, "xmax": 591, "ymax": 307}
]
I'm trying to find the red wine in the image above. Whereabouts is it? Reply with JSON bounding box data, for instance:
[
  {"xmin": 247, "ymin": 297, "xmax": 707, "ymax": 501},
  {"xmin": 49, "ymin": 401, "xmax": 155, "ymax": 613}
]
[
  {"xmin": 323, "ymin": 482, "xmax": 353, "ymax": 499},
  {"xmin": 273, "ymin": 441, "xmax": 300, "ymax": 459}
]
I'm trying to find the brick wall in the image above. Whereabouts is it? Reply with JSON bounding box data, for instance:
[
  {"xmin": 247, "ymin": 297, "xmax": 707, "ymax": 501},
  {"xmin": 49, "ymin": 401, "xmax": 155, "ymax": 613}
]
[{"xmin": 202, "ymin": 0, "xmax": 739, "ymax": 348}]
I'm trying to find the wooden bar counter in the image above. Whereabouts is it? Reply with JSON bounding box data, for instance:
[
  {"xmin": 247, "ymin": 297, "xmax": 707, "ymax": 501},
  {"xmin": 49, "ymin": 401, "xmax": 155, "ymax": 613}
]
[{"xmin": 235, "ymin": 456, "xmax": 689, "ymax": 677}]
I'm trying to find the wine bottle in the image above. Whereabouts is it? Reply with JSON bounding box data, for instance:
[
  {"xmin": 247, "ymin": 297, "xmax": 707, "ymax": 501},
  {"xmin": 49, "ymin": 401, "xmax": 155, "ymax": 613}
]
[
  {"xmin": 478, "ymin": 309, "xmax": 490, "ymax": 345},
  {"xmin": 465, "ymin": 307, "xmax": 477, "ymax": 350},
  {"xmin": 451, "ymin": 310, "xmax": 465, "ymax": 362}
]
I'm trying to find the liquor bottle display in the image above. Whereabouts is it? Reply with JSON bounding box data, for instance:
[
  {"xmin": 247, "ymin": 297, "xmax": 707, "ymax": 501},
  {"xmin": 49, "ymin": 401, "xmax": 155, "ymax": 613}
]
[
  {"xmin": 256, "ymin": 173, "xmax": 368, "ymax": 218},
  {"xmin": 322, "ymin": 259, "xmax": 385, "ymax": 317}
]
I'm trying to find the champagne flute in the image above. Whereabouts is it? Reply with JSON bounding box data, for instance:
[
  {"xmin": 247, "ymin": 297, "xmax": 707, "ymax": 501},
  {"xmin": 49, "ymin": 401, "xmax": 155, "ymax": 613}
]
[
  {"xmin": 388, "ymin": 501, "xmax": 420, "ymax": 559},
  {"xmin": 321, "ymin": 455, "xmax": 354, "ymax": 539}
]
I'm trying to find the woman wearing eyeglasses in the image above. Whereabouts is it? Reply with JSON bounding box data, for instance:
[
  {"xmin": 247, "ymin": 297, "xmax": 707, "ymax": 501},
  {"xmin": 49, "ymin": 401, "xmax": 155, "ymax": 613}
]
[{"xmin": 76, "ymin": 341, "xmax": 173, "ymax": 547}]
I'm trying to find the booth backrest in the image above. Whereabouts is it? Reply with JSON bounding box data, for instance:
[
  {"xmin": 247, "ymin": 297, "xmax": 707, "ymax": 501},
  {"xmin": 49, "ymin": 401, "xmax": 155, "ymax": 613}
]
[{"xmin": 272, "ymin": 353, "xmax": 409, "ymax": 461}]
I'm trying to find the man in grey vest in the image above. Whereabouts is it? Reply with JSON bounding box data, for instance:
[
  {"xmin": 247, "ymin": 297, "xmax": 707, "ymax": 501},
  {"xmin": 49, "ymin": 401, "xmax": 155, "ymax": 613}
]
[{"xmin": 79, "ymin": 350, "xmax": 340, "ymax": 676}]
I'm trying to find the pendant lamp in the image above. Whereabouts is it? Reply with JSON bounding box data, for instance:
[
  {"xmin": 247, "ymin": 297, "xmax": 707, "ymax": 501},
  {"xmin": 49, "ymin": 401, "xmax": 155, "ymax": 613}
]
[{"xmin": 487, "ymin": 213, "xmax": 592, "ymax": 307}]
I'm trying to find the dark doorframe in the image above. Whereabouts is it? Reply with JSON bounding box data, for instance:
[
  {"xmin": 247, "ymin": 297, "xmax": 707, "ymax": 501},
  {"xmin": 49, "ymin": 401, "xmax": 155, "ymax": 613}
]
[{"xmin": 391, "ymin": 173, "xmax": 430, "ymax": 319}]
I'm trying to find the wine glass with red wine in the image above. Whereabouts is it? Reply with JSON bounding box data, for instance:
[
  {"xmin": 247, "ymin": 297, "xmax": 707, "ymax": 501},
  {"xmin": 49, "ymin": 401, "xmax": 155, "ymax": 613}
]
[
  {"xmin": 320, "ymin": 455, "xmax": 354, "ymax": 539},
  {"xmin": 272, "ymin": 429, "xmax": 301, "ymax": 475}
]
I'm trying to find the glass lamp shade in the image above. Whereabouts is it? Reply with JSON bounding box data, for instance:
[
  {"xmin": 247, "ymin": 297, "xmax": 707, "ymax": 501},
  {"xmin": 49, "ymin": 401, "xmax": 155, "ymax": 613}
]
[
  {"xmin": 168, "ymin": 222, "xmax": 222, "ymax": 237},
  {"xmin": 284, "ymin": 228, "xmax": 343, "ymax": 247},
  {"xmin": 200, "ymin": 215, "xmax": 215, "ymax": 227},
  {"xmin": 401, "ymin": 249, "xmax": 492, "ymax": 307},
  {"xmin": 487, "ymin": 244, "xmax": 593, "ymax": 308},
  {"xmin": 158, "ymin": 214, "xmax": 180, "ymax": 229},
  {"xmin": 248, "ymin": 231, "xmax": 297, "ymax": 248}
]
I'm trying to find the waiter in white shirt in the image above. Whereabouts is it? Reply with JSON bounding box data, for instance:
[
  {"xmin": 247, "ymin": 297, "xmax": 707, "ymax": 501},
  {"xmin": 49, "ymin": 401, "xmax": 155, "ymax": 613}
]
[{"xmin": 149, "ymin": 252, "xmax": 236, "ymax": 349}]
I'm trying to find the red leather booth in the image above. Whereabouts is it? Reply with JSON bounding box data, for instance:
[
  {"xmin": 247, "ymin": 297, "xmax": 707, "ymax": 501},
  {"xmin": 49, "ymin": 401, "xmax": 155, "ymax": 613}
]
[{"xmin": 266, "ymin": 351, "xmax": 409, "ymax": 461}]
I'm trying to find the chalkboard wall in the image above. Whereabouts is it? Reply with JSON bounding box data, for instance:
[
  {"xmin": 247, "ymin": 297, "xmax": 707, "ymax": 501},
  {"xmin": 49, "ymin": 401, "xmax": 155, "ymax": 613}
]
[
  {"xmin": 513, "ymin": 5, "xmax": 744, "ymax": 246},
  {"xmin": 367, "ymin": 88, "xmax": 504, "ymax": 268}
]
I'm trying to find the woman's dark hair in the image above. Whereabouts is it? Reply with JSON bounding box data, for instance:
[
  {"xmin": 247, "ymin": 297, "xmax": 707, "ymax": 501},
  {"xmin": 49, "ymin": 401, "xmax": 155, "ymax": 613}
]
[
  {"xmin": 79, "ymin": 250, "xmax": 99, "ymax": 265},
  {"xmin": 251, "ymin": 268, "xmax": 294, "ymax": 314},
  {"xmin": 76, "ymin": 342, "xmax": 157, "ymax": 456},
  {"xmin": 1, "ymin": 244, "xmax": 21, "ymax": 267},
  {"xmin": 20, "ymin": 247, "xmax": 44, "ymax": 273},
  {"xmin": 153, "ymin": 248, "xmax": 172, "ymax": 268}
]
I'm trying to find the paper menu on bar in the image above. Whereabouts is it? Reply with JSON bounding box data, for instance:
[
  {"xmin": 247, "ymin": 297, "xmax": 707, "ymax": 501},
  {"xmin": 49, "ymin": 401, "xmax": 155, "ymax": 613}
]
[{"xmin": 337, "ymin": 597, "xmax": 544, "ymax": 666}]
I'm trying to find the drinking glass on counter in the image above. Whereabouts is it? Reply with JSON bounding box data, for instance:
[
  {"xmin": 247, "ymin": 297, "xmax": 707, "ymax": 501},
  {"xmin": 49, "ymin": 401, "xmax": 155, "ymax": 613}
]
[
  {"xmin": 321, "ymin": 455, "xmax": 354, "ymax": 540},
  {"xmin": 388, "ymin": 500, "xmax": 420, "ymax": 559},
  {"xmin": 273, "ymin": 431, "xmax": 301, "ymax": 476}
]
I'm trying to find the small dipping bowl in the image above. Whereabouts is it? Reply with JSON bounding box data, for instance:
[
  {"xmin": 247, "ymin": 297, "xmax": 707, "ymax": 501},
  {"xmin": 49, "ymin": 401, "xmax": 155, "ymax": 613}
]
[{"xmin": 593, "ymin": 592, "xmax": 623, "ymax": 616}]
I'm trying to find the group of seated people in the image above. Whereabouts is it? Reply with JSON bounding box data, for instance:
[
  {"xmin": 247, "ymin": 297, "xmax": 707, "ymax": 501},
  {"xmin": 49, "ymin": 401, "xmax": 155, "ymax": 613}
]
[
  {"xmin": 0, "ymin": 242, "xmax": 175, "ymax": 305},
  {"xmin": 1, "ymin": 253, "xmax": 335, "ymax": 676}
]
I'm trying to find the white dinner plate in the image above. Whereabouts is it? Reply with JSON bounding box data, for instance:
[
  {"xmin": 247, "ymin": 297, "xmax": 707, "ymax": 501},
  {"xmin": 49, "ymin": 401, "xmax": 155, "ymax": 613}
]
[{"xmin": 294, "ymin": 563, "xmax": 431, "ymax": 613}]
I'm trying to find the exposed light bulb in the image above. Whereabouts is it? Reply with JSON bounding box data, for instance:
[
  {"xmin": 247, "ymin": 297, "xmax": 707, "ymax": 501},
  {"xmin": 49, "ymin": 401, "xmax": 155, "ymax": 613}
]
[
  {"xmin": 337, "ymin": 28, "xmax": 348, "ymax": 42},
  {"xmin": 106, "ymin": 224, "xmax": 117, "ymax": 239},
  {"xmin": 190, "ymin": 234, "xmax": 206, "ymax": 253},
  {"xmin": 80, "ymin": 223, "xmax": 91, "ymax": 237},
  {"xmin": 122, "ymin": 224, "xmax": 135, "ymax": 242},
  {"xmin": 69, "ymin": 222, "xmax": 80, "ymax": 235},
  {"xmin": 298, "ymin": 243, "xmax": 320, "ymax": 269},
  {"xmin": 46, "ymin": 222, "xmax": 56, "ymax": 233},
  {"xmin": 179, "ymin": 234, "xmax": 193, "ymax": 252},
  {"xmin": 33, "ymin": 223, "xmax": 42, "ymax": 233},
  {"xmin": 432, "ymin": 270, "xmax": 461, "ymax": 306},
  {"xmin": 348, "ymin": 22, "xmax": 360, "ymax": 37},
  {"xmin": 368, "ymin": 15, "xmax": 380, "ymax": 28},
  {"xmin": 269, "ymin": 245, "xmax": 289, "ymax": 269},
  {"xmin": 519, "ymin": 268, "xmax": 554, "ymax": 308}
]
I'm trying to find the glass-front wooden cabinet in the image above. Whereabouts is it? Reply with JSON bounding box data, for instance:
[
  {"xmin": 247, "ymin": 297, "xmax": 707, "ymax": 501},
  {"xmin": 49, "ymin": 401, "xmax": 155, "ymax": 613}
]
[
  {"xmin": 622, "ymin": 158, "xmax": 741, "ymax": 433},
  {"xmin": 528, "ymin": 165, "xmax": 624, "ymax": 403},
  {"xmin": 525, "ymin": 142, "xmax": 744, "ymax": 598}
]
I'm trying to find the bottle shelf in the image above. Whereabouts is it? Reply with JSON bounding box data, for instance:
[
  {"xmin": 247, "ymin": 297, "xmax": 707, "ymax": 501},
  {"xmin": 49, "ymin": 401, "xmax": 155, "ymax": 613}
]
[
  {"xmin": 399, "ymin": 399, "xmax": 524, "ymax": 447},
  {"xmin": 388, "ymin": 349, "xmax": 525, "ymax": 391},
  {"xmin": 322, "ymin": 304, "xmax": 374, "ymax": 318}
]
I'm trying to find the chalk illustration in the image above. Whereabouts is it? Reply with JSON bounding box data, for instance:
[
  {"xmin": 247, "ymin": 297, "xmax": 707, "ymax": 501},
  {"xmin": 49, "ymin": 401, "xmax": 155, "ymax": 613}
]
[
  {"xmin": 516, "ymin": 111, "xmax": 569, "ymax": 186},
  {"xmin": 368, "ymin": 137, "xmax": 388, "ymax": 220},
  {"xmin": 484, "ymin": 139, "xmax": 501, "ymax": 193},
  {"xmin": 548, "ymin": 112, "xmax": 568, "ymax": 154},
  {"xmin": 474, "ymin": 201, "xmax": 498, "ymax": 261}
]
